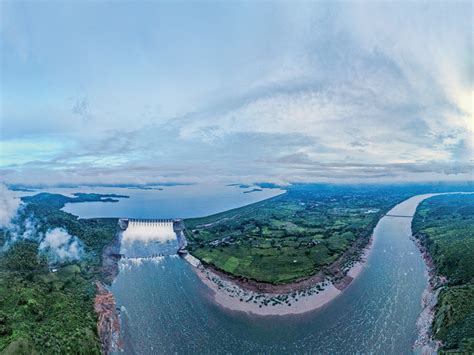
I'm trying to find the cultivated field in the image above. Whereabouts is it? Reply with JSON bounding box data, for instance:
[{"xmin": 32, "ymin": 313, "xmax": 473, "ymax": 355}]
[{"xmin": 185, "ymin": 185, "xmax": 412, "ymax": 284}]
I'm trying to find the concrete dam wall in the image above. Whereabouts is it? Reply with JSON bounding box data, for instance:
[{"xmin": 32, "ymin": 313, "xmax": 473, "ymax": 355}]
[{"xmin": 118, "ymin": 218, "xmax": 186, "ymax": 258}]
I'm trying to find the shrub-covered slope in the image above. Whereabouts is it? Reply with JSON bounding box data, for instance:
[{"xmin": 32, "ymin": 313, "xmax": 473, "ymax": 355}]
[
  {"xmin": 0, "ymin": 194, "xmax": 118, "ymax": 354},
  {"xmin": 412, "ymin": 194, "xmax": 474, "ymax": 353}
]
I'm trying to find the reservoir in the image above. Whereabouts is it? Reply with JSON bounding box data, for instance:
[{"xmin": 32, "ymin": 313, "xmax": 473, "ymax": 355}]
[
  {"xmin": 64, "ymin": 186, "xmax": 431, "ymax": 353},
  {"xmin": 61, "ymin": 184, "xmax": 284, "ymax": 219}
]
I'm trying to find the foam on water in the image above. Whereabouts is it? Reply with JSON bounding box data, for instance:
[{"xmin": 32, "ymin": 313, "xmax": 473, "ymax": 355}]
[
  {"xmin": 119, "ymin": 219, "xmax": 180, "ymax": 258},
  {"xmin": 119, "ymin": 256, "xmax": 166, "ymax": 271}
]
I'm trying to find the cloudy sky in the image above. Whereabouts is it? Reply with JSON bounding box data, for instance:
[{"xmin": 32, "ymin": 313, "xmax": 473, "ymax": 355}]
[{"xmin": 1, "ymin": 1, "xmax": 472, "ymax": 186}]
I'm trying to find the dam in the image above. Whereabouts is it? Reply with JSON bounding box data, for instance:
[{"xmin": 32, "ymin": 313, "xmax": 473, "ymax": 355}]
[{"xmin": 118, "ymin": 218, "xmax": 186, "ymax": 258}]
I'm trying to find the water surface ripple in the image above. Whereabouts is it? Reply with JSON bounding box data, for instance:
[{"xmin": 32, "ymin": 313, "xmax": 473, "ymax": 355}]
[{"xmin": 112, "ymin": 195, "xmax": 433, "ymax": 354}]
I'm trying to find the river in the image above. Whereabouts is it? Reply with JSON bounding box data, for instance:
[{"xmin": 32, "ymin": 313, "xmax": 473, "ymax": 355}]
[{"xmin": 64, "ymin": 186, "xmax": 432, "ymax": 353}]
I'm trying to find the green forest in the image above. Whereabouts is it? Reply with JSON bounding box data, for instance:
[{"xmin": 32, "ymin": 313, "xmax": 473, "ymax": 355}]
[
  {"xmin": 185, "ymin": 185, "xmax": 418, "ymax": 284},
  {"xmin": 412, "ymin": 194, "xmax": 474, "ymax": 353},
  {"xmin": 0, "ymin": 193, "xmax": 119, "ymax": 354}
]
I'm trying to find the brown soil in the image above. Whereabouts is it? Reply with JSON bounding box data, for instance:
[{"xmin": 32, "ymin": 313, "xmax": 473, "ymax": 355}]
[
  {"xmin": 95, "ymin": 231, "xmax": 123, "ymax": 354},
  {"xmin": 94, "ymin": 282, "xmax": 123, "ymax": 354}
]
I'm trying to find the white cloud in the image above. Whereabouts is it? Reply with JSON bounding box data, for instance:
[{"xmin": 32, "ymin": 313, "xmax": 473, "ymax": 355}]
[
  {"xmin": 1, "ymin": 1, "xmax": 472, "ymax": 185},
  {"xmin": 175, "ymin": 2, "xmax": 472, "ymax": 172},
  {"xmin": 0, "ymin": 184, "xmax": 23, "ymax": 228},
  {"xmin": 39, "ymin": 228, "xmax": 84, "ymax": 262}
]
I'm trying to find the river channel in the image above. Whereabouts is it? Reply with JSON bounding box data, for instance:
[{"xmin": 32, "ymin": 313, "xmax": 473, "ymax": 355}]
[{"xmin": 106, "ymin": 194, "xmax": 434, "ymax": 354}]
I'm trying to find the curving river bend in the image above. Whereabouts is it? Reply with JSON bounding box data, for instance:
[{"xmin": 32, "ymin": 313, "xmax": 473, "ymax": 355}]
[{"xmin": 107, "ymin": 194, "xmax": 436, "ymax": 354}]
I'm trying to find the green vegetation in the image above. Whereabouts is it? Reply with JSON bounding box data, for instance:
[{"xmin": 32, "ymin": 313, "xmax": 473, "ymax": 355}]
[
  {"xmin": 1, "ymin": 184, "xmax": 471, "ymax": 352},
  {"xmin": 185, "ymin": 185, "xmax": 415, "ymax": 284},
  {"xmin": 0, "ymin": 193, "xmax": 119, "ymax": 354},
  {"xmin": 21, "ymin": 192, "xmax": 128, "ymax": 209},
  {"xmin": 412, "ymin": 194, "xmax": 474, "ymax": 353}
]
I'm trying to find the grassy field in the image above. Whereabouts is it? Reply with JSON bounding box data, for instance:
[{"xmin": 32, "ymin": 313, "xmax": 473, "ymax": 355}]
[
  {"xmin": 412, "ymin": 194, "xmax": 474, "ymax": 352},
  {"xmin": 0, "ymin": 193, "xmax": 118, "ymax": 354},
  {"xmin": 185, "ymin": 184, "xmax": 416, "ymax": 284}
]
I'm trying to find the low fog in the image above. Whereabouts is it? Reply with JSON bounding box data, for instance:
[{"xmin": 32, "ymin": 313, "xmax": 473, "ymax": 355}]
[
  {"xmin": 0, "ymin": 184, "xmax": 85, "ymax": 264},
  {"xmin": 39, "ymin": 228, "xmax": 84, "ymax": 263},
  {"xmin": 0, "ymin": 184, "xmax": 22, "ymax": 228}
]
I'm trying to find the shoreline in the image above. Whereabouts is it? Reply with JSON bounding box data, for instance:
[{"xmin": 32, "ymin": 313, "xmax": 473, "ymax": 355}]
[
  {"xmin": 94, "ymin": 282, "xmax": 123, "ymax": 354},
  {"xmin": 183, "ymin": 193, "xmax": 448, "ymax": 317},
  {"xmin": 96, "ymin": 230, "xmax": 124, "ymax": 353},
  {"xmin": 184, "ymin": 234, "xmax": 374, "ymax": 316},
  {"xmin": 412, "ymin": 234, "xmax": 444, "ymax": 354},
  {"xmin": 411, "ymin": 193, "xmax": 471, "ymax": 353}
]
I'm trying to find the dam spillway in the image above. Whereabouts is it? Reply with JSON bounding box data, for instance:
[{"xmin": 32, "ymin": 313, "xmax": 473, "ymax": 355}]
[
  {"xmin": 118, "ymin": 218, "xmax": 185, "ymax": 258},
  {"xmin": 118, "ymin": 218, "xmax": 183, "ymax": 230}
]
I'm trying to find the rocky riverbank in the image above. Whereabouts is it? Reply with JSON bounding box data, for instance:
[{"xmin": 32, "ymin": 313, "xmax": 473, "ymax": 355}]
[
  {"xmin": 94, "ymin": 282, "xmax": 123, "ymax": 354},
  {"xmin": 412, "ymin": 234, "xmax": 445, "ymax": 354},
  {"xmin": 101, "ymin": 231, "xmax": 122, "ymax": 284},
  {"xmin": 96, "ymin": 231, "xmax": 123, "ymax": 354}
]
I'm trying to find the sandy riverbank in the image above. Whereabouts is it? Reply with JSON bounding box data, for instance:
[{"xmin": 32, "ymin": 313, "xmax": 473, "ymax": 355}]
[
  {"xmin": 184, "ymin": 193, "xmax": 454, "ymax": 316},
  {"xmin": 184, "ymin": 236, "xmax": 374, "ymax": 316}
]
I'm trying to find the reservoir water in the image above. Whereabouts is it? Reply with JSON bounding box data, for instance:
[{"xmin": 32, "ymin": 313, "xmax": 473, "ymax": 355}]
[
  {"xmin": 60, "ymin": 184, "xmax": 284, "ymax": 219},
  {"xmin": 46, "ymin": 185, "xmax": 431, "ymax": 353}
]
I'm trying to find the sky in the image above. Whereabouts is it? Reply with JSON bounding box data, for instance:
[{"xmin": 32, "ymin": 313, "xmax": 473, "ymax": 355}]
[{"xmin": 0, "ymin": 0, "xmax": 472, "ymax": 187}]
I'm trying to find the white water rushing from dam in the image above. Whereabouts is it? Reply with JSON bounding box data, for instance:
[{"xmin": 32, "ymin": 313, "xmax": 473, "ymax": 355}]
[
  {"xmin": 119, "ymin": 219, "xmax": 181, "ymax": 259},
  {"xmin": 123, "ymin": 219, "xmax": 176, "ymax": 244}
]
